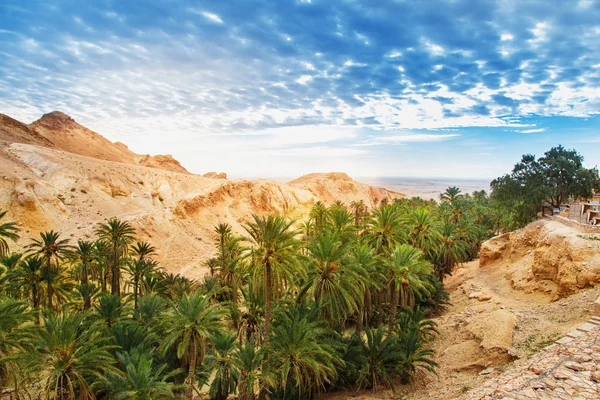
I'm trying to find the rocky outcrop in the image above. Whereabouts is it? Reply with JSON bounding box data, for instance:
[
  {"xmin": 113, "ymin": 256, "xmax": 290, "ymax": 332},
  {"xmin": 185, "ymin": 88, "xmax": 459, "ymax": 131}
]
[
  {"xmin": 202, "ymin": 172, "xmax": 228, "ymax": 179},
  {"xmin": 479, "ymin": 219, "xmax": 600, "ymax": 297},
  {"xmin": 138, "ymin": 154, "xmax": 189, "ymax": 174},
  {"xmin": 289, "ymin": 172, "xmax": 403, "ymax": 206}
]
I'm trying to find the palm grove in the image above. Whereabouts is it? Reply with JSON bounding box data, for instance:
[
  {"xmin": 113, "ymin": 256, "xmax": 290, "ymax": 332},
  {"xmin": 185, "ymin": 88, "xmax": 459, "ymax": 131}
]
[{"xmin": 0, "ymin": 145, "xmax": 597, "ymax": 400}]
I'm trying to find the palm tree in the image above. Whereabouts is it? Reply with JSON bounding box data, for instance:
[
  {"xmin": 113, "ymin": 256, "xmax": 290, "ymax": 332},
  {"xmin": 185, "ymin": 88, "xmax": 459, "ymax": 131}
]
[
  {"xmin": 368, "ymin": 205, "xmax": 403, "ymax": 255},
  {"xmin": 206, "ymin": 332, "xmax": 240, "ymax": 400},
  {"xmin": 0, "ymin": 252, "xmax": 23, "ymax": 297},
  {"xmin": 160, "ymin": 291, "xmax": 225, "ymax": 399},
  {"xmin": 0, "ymin": 210, "xmax": 19, "ymax": 258},
  {"xmin": 396, "ymin": 329, "xmax": 438, "ymax": 384},
  {"xmin": 237, "ymin": 282, "xmax": 264, "ymax": 344},
  {"xmin": 95, "ymin": 218, "xmax": 136, "ymax": 296},
  {"xmin": 213, "ymin": 224, "xmax": 243, "ymax": 311},
  {"xmin": 125, "ymin": 259, "xmax": 155, "ymax": 312},
  {"xmin": 266, "ymin": 307, "xmax": 340, "ymax": 398},
  {"xmin": 12, "ymin": 256, "xmax": 45, "ymax": 309},
  {"xmin": 404, "ymin": 208, "xmax": 441, "ymax": 256},
  {"xmin": 130, "ymin": 241, "xmax": 156, "ymax": 261},
  {"xmin": 27, "ymin": 230, "xmax": 70, "ymax": 309},
  {"xmin": 29, "ymin": 310, "xmax": 118, "ymax": 399},
  {"xmin": 387, "ymin": 245, "xmax": 434, "ymax": 332},
  {"xmin": 136, "ymin": 294, "xmax": 166, "ymax": 330},
  {"xmin": 327, "ymin": 207, "xmax": 355, "ymax": 242},
  {"xmin": 70, "ymin": 240, "xmax": 96, "ymax": 309},
  {"xmin": 243, "ymin": 214, "xmax": 300, "ymax": 342},
  {"xmin": 434, "ymin": 221, "xmax": 470, "ymax": 279},
  {"xmin": 309, "ymin": 202, "xmax": 328, "ymax": 233},
  {"xmin": 349, "ymin": 200, "xmax": 367, "ymax": 229},
  {"xmin": 94, "ymin": 240, "xmax": 112, "ymax": 292},
  {"xmin": 235, "ymin": 343, "xmax": 273, "ymax": 400},
  {"xmin": 440, "ymin": 186, "xmax": 462, "ymax": 203},
  {"xmin": 357, "ymin": 326, "xmax": 402, "ymax": 391},
  {"xmin": 110, "ymin": 347, "xmax": 178, "ymax": 400},
  {"xmin": 0, "ymin": 252, "xmax": 22, "ymax": 273},
  {"xmin": 304, "ymin": 231, "xmax": 364, "ymax": 325},
  {"xmin": 92, "ymin": 293, "xmax": 128, "ymax": 330},
  {"xmin": 0, "ymin": 298, "xmax": 34, "ymax": 397},
  {"xmin": 347, "ymin": 244, "xmax": 381, "ymax": 331}
]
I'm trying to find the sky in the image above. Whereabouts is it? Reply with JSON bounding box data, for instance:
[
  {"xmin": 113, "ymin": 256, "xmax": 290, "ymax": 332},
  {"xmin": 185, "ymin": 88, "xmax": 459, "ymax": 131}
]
[{"xmin": 1, "ymin": 0, "xmax": 600, "ymax": 180}]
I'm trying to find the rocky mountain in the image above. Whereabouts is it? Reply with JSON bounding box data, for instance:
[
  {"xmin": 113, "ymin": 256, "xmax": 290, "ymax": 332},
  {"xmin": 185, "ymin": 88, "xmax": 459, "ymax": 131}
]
[{"xmin": 0, "ymin": 112, "xmax": 403, "ymax": 278}]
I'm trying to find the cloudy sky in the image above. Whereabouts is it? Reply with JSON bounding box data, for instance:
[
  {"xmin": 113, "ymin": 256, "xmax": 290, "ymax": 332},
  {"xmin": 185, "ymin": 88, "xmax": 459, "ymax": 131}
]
[{"xmin": 1, "ymin": 0, "xmax": 600, "ymax": 179}]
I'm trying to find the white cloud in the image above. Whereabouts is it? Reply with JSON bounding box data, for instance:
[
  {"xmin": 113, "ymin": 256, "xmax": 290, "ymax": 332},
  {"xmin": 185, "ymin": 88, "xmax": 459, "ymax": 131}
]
[
  {"xmin": 379, "ymin": 133, "xmax": 460, "ymax": 142},
  {"xmin": 519, "ymin": 128, "xmax": 545, "ymax": 134}
]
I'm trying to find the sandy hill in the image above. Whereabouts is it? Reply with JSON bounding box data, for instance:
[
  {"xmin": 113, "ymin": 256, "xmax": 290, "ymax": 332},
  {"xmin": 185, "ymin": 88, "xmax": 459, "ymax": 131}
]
[
  {"xmin": 1, "ymin": 111, "xmax": 189, "ymax": 174},
  {"xmin": 289, "ymin": 172, "xmax": 402, "ymax": 204},
  {"xmin": 0, "ymin": 111, "xmax": 403, "ymax": 278},
  {"xmin": 0, "ymin": 113, "xmax": 55, "ymax": 147}
]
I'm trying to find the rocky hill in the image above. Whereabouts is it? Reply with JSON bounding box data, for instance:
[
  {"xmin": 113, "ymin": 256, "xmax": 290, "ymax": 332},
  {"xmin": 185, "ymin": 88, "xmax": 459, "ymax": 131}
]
[{"xmin": 0, "ymin": 112, "xmax": 403, "ymax": 278}]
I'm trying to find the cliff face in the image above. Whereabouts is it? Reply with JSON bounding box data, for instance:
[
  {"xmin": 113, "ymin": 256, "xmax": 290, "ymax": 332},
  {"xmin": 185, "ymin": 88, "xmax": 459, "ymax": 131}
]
[{"xmin": 0, "ymin": 111, "xmax": 403, "ymax": 279}]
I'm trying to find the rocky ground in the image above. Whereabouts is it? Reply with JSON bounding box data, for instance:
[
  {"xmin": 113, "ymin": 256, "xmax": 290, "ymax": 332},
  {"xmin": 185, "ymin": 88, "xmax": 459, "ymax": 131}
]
[{"xmin": 461, "ymin": 317, "xmax": 600, "ymax": 399}]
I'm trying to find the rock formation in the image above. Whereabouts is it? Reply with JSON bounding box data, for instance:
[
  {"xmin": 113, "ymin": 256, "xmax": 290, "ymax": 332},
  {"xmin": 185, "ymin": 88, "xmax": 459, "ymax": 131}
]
[{"xmin": 480, "ymin": 219, "xmax": 600, "ymax": 297}]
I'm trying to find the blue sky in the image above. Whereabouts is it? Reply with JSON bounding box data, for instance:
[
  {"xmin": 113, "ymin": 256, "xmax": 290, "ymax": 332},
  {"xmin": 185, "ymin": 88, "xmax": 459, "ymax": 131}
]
[{"xmin": 1, "ymin": 0, "xmax": 600, "ymax": 179}]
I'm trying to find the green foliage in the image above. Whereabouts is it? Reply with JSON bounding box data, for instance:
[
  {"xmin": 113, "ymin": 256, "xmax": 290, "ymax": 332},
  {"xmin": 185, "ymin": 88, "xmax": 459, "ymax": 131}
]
[
  {"xmin": 491, "ymin": 145, "xmax": 600, "ymax": 230},
  {"xmin": 0, "ymin": 189, "xmax": 507, "ymax": 399}
]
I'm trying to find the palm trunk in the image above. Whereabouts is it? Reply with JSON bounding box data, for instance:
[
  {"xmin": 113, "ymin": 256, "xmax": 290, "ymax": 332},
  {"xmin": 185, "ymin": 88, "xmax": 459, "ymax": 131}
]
[
  {"xmin": 82, "ymin": 261, "xmax": 91, "ymax": 310},
  {"xmin": 187, "ymin": 340, "xmax": 197, "ymax": 400},
  {"xmin": 111, "ymin": 243, "xmax": 120, "ymax": 296},
  {"xmin": 264, "ymin": 260, "xmax": 272, "ymax": 343},
  {"xmin": 388, "ymin": 283, "xmax": 399, "ymax": 334},
  {"xmin": 45, "ymin": 257, "xmax": 53, "ymax": 310},
  {"xmin": 102, "ymin": 264, "xmax": 108, "ymax": 292},
  {"xmin": 134, "ymin": 277, "xmax": 139, "ymax": 312}
]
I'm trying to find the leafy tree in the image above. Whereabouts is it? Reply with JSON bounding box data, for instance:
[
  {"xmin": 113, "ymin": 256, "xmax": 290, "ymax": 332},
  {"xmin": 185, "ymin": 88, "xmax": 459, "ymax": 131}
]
[
  {"xmin": 491, "ymin": 145, "xmax": 600, "ymax": 229},
  {"xmin": 439, "ymin": 186, "xmax": 462, "ymax": 203}
]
